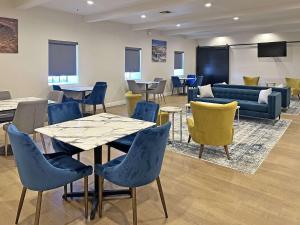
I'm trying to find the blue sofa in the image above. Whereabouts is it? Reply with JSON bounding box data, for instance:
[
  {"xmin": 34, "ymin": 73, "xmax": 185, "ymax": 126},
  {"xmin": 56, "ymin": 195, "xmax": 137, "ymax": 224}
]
[
  {"xmin": 188, "ymin": 87, "xmax": 282, "ymax": 120},
  {"xmin": 213, "ymin": 83, "xmax": 291, "ymax": 109}
]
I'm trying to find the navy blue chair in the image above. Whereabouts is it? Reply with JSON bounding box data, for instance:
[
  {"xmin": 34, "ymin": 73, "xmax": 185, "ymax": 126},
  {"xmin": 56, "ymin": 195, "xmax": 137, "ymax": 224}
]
[
  {"xmin": 107, "ymin": 101, "xmax": 159, "ymax": 160},
  {"xmin": 52, "ymin": 85, "xmax": 75, "ymax": 102},
  {"xmin": 95, "ymin": 122, "xmax": 171, "ymax": 225},
  {"xmin": 7, "ymin": 125, "xmax": 92, "ymax": 224},
  {"xmin": 76, "ymin": 84, "xmax": 107, "ymax": 115},
  {"xmin": 186, "ymin": 74, "xmax": 196, "ymax": 86},
  {"xmin": 171, "ymin": 76, "xmax": 184, "ymax": 95},
  {"xmin": 48, "ymin": 102, "xmax": 84, "ymax": 158},
  {"xmin": 95, "ymin": 81, "xmax": 107, "ymax": 86},
  {"xmin": 188, "ymin": 76, "xmax": 204, "ymax": 88}
]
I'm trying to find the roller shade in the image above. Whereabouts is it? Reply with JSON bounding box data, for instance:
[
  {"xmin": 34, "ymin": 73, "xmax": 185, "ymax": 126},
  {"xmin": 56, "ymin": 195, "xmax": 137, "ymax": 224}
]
[
  {"xmin": 49, "ymin": 40, "xmax": 78, "ymax": 76},
  {"xmin": 174, "ymin": 51, "xmax": 184, "ymax": 69},
  {"xmin": 125, "ymin": 47, "xmax": 141, "ymax": 73}
]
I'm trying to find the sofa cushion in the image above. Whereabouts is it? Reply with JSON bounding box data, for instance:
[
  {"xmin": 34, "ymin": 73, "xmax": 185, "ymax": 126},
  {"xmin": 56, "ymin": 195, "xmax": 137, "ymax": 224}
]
[
  {"xmin": 194, "ymin": 97, "xmax": 234, "ymax": 105},
  {"xmin": 238, "ymin": 100, "xmax": 268, "ymax": 113}
]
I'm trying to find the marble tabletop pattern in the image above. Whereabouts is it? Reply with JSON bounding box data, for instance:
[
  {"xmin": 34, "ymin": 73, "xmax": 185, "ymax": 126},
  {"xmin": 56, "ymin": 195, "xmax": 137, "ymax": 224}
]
[
  {"xmin": 135, "ymin": 81, "xmax": 159, "ymax": 85},
  {"xmin": 0, "ymin": 97, "xmax": 54, "ymax": 112},
  {"xmin": 35, "ymin": 113, "xmax": 155, "ymax": 151},
  {"xmin": 61, "ymin": 86, "xmax": 94, "ymax": 92}
]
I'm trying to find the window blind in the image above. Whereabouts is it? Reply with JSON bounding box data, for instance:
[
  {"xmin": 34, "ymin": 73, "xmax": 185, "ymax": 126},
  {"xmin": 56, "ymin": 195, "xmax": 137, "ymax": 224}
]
[
  {"xmin": 174, "ymin": 51, "xmax": 184, "ymax": 69},
  {"xmin": 49, "ymin": 40, "xmax": 78, "ymax": 76},
  {"xmin": 125, "ymin": 47, "xmax": 141, "ymax": 73}
]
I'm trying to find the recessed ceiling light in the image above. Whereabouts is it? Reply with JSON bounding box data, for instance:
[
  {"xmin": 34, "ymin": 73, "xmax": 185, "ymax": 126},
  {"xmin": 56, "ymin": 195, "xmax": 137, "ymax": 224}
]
[
  {"xmin": 141, "ymin": 14, "xmax": 147, "ymax": 19},
  {"xmin": 205, "ymin": 2, "xmax": 212, "ymax": 8},
  {"xmin": 233, "ymin": 16, "xmax": 240, "ymax": 21},
  {"xmin": 87, "ymin": 0, "xmax": 94, "ymax": 5},
  {"xmin": 176, "ymin": 24, "xmax": 181, "ymax": 27}
]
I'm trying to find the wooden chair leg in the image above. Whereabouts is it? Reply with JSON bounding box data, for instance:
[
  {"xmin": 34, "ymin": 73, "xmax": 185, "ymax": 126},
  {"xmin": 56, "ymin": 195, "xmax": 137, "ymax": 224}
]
[
  {"xmin": 162, "ymin": 94, "xmax": 166, "ymax": 104},
  {"xmin": 4, "ymin": 131, "xmax": 8, "ymax": 157},
  {"xmin": 77, "ymin": 153, "xmax": 80, "ymax": 161},
  {"xmin": 132, "ymin": 188, "xmax": 137, "ymax": 225},
  {"xmin": 63, "ymin": 185, "xmax": 68, "ymax": 200},
  {"xmin": 40, "ymin": 134, "xmax": 47, "ymax": 154},
  {"xmin": 156, "ymin": 177, "xmax": 168, "ymax": 218},
  {"xmin": 107, "ymin": 146, "xmax": 111, "ymax": 162},
  {"xmin": 188, "ymin": 135, "xmax": 191, "ymax": 143},
  {"xmin": 93, "ymin": 105, "xmax": 97, "ymax": 115},
  {"xmin": 15, "ymin": 187, "xmax": 27, "ymax": 224},
  {"xmin": 199, "ymin": 144, "xmax": 204, "ymax": 158},
  {"xmin": 102, "ymin": 104, "xmax": 107, "ymax": 113},
  {"xmin": 98, "ymin": 176, "xmax": 104, "ymax": 218},
  {"xmin": 84, "ymin": 177, "xmax": 89, "ymax": 220},
  {"xmin": 34, "ymin": 191, "xmax": 43, "ymax": 225},
  {"xmin": 224, "ymin": 145, "xmax": 231, "ymax": 160},
  {"xmin": 33, "ymin": 132, "xmax": 37, "ymax": 141}
]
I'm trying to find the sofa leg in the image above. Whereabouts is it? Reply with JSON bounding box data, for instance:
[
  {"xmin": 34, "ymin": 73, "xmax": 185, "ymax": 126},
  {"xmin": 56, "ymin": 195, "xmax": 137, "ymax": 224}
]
[
  {"xmin": 199, "ymin": 144, "xmax": 204, "ymax": 158},
  {"xmin": 224, "ymin": 145, "xmax": 231, "ymax": 160},
  {"xmin": 188, "ymin": 135, "xmax": 191, "ymax": 143}
]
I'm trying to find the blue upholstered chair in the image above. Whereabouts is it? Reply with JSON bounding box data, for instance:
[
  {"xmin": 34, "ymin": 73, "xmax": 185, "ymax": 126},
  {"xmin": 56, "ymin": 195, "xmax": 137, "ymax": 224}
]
[
  {"xmin": 52, "ymin": 85, "xmax": 75, "ymax": 102},
  {"xmin": 186, "ymin": 74, "xmax": 196, "ymax": 86},
  {"xmin": 48, "ymin": 102, "xmax": 84, "ymax": 158},
  {"xmin": 76, "ymin": 84, "xmax": 107, "ymax": 115},
  {"xmin": 171, "ymin": 76, "xmax": 184, "ymax": 95},
  {"xmin": 7, "ymin": 125, "xmax": 92, "ymax": 224},
  {"xmin": 95, "ymin": 81, "xmax": 107, "ymax": 86},
  {"xmin": 188, "ymin": 76, "xmax": 204, "ymax": 88},
  {"xmin": 95, "ymin": 122, "xmax": 171, "ymax": 225},
  {"xmin": 107, "ymin": 101, "xmax": 159, "ymax": 160}
]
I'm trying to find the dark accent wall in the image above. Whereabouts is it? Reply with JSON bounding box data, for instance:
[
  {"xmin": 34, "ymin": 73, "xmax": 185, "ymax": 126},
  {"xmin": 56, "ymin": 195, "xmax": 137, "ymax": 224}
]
[{"xmin": 196, "ymin": 46, "xmax": 229, "ymax": 85}]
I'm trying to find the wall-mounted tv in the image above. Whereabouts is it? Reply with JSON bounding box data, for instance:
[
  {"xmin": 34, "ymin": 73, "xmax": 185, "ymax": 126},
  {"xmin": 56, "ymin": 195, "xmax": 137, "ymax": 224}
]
[{"xmin": 257, "ymin": 41, "xmax": 287, "ymax": 57}]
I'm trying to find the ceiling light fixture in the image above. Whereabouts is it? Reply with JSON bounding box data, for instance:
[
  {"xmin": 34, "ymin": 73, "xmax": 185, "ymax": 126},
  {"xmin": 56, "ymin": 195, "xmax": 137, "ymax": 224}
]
[
  {"xmin": 205, "ymin": 2, "xmax": 212, "ymax": 8},
  {"xmin": 141, "ymin": 14, "xmax": 147, "ymax": 19},
  {"xmin": 87, "ymin": 0, "xmax": 94, "ymax": 5},
  {"xmin": 176, "ymin": 24, "xmax": 181, "ymax": 27},
  {"xmin": 233, "ymin": 16, "xmax": 240, "ymax": 21}
]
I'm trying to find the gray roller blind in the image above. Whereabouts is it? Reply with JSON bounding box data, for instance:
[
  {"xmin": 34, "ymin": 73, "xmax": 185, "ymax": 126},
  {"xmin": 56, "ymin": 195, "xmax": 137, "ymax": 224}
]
[
  {"xmin": 174, "ymin": 51, "xmax": 184, "ymax": 69},
  {"xmin": 49, "ymin": 40, "xmax": 78, "ymax": 76},
  {"xmin": 125, "ymin": 47, "xmax": 141, "ymax": 73}
]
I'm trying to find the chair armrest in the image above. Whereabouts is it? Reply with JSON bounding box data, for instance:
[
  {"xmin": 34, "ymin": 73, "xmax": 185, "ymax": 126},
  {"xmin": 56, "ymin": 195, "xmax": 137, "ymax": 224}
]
[
  {"xmin": 268, "ymin": 92, "xmax": 282, "ymax": 119},
  {"xmin": 187, "ymin": 88, "xmax": 199, "ymax": 102}
]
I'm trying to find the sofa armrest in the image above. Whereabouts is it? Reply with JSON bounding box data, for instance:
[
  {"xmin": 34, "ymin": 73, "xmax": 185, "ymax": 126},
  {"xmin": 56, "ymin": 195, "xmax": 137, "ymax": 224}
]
[
  {"xmin": 187, "ymin": 88, "xmax": 199, "ymax": 102},
  {"xmin": 268, "ymin": 92, "xmax": 282, "ymax": 119}
]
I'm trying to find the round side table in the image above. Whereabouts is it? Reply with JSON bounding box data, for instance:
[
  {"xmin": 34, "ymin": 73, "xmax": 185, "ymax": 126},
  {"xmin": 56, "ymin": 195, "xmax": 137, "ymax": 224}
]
[{"xmin": 160, "ymin": 106, "xmax": 183, "ymax": 146}]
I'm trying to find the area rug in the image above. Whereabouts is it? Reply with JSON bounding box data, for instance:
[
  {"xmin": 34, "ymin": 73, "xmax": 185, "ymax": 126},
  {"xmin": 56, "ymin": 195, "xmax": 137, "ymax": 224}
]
[
  {"xmin": 167, "ymin": 113, "xmax": 291, "ymax": 174},
  {"xmin": 283, "ymin": 99, "xmax": 300, "ymax": 115}
]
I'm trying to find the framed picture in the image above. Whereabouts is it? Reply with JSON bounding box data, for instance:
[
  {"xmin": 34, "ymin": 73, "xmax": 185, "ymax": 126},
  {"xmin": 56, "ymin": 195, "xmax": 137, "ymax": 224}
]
[
  {"xmin": 0, "ymin": 17, "xmax": 18, "ymax": 53},
  {"xmin": 152, "ymin": 39, "xmax": 167, "ymax": 62}
]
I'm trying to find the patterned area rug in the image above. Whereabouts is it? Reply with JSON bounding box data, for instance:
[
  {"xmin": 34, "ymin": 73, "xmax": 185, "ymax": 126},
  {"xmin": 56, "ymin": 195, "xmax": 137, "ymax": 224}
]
[
  {"xmin": 283, "ymin": 99, "xmax": 300, "ymax": 115},
  {"xmin": 167, "ymin": 112, "xmax": 291, "ymax": 174}
]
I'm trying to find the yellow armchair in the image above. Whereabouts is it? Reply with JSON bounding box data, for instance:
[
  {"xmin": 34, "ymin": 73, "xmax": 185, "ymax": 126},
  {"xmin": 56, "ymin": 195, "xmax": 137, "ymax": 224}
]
[
  {"xmin": 187, "ymin": 101, "xmax": 238, "ymax": 160},
  {"xmin": 285, "ymin": 77, "xmax": 300, "ymax": 99},
  {"xmin": 125, "ymin": 91, "xmax": 142, "ymax": 116},
  {"xmin": 243, "ymin": 76, "xmax": 260, "ymax": 86}
]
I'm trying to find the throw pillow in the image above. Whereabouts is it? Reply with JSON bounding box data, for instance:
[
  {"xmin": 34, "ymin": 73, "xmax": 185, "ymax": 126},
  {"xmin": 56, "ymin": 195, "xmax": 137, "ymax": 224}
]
[
  {"xmin": 198, "ymin": 84, "xmax": 214, "ymax": 98},
  {"xmin": 258, "ymin": 88, "xmax": 272, "ymax": 104}
]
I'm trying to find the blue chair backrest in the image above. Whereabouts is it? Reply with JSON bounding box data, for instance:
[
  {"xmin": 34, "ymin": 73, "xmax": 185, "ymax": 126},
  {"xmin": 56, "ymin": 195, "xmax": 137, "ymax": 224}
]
[
  {"xmin": 132, "ymin": 101, "xmax": 159, "ymax": 123},
  {"xmin": 85, "ymin": 84, "xmax": 107, "ymax": 105},
  {"xmin": 171, "ymin": 76, "xmax": 182, "ymax": 88},
  {"xmin": 7, "ymin": 125, "xmax": 59, "ymax": 191},
  {"xmin": 95, "ymin": 81, "xmax": 107, "ymax": 86},
  {"xmin": 106, "ymin": 122, "xmax": 171, "ymax": 187},
  {"xmin": 48, "ymin": 102, "xmax": 82, "ymax": 125},
  {"xmin": 52, "ymin": 85, "xmax": 62, "ymax": 91},
  {"xmin": 190, "ymin": 76, "xmax": 204, "ymax": 87},
  {"xmin": 187, "ymin": 74, "xmax": 196, "ymax": 79}
]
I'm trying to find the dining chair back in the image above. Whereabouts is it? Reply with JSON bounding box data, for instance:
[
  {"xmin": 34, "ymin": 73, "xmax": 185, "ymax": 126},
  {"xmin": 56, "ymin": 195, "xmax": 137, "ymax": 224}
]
[
  {"xmin": 52, "ymin": 85, "xmax": 62, "ymax": 91},
  {"xmin": 171, "ymin": 76, "xmax": 183, "ymax": 88},
  {"xmin": 48, "ymin": 90, "xmax": 64, "ymax": 103},
  {"xmin": 95, "ymin": 81, "xmax": 107, "ymax": 86},
  {"xmin": 80, "ymin": 84, "xmax": 107, "ymax": 114},
  {"xmin": 189, "ymin": 76, "xmax": 204, "ymax": 88},
  {"xmin": 127, "ymin": 80, "xmax": 145, "ymax": 94},
  {"xmin": 186, "ymin": 74, "xmax": 196, "ymax": 86},
  {"xmin": 0, "ymin": 91, "xmax": 11, "ymax": 100},
  {"xmin": 149, "ymin": 77, "xmax": 163, "ymax": 89},
  {"xmin": 132, "ymin": 101, "xmax": 159, "ymax": 123}
]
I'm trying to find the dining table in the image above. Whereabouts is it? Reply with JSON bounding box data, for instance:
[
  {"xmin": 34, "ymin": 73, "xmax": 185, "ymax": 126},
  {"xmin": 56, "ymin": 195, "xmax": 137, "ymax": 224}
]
[
  {"xmin": 35, "ymin": 113, "xmax": 155, "ymax": 220},
  {"xmin": 135, "ymin": 81, "xmax": 159, "ymax": 101}
]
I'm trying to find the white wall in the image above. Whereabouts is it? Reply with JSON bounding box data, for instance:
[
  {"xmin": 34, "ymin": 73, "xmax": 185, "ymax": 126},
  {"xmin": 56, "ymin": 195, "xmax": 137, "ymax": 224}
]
[
  {"xmin": 0, "ymin": 0, "xmax": 197, "ymax": 105},
  {"xmin": 198, "ymin": 32, "xmax": 300, "ymax": 86}
]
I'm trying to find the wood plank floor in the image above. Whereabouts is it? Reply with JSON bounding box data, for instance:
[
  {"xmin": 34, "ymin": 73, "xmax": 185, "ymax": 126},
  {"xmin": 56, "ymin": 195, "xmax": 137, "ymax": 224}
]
[{"xmin": 0, "ymin": 95, "xmax": 300, "ymax": 225}]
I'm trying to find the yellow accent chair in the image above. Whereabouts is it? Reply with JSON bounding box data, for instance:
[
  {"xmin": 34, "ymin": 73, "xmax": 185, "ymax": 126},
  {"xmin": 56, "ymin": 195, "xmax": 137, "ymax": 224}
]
[
  {"xmin": 125, "ymin": 91, "xmax": 142, "ymax": 116},
  {"xmin": 187, "ymin": 101, "xmax": 238, "ymax": 160},
  {"xmin": 285, "ymin": 77, "xmax": 300, "ymax": 99},
  {"xmin": 157, "ymin": 111, "xmax": 169, "ymax": 126},
  {"xmin": 243, "ymin": 76, "xmax": 260, "ymax": 86}
]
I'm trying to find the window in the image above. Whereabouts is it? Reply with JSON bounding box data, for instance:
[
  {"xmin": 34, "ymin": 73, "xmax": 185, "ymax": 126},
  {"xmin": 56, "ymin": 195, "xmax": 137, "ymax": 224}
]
[
  {"xmin": 174, "ymin": 51, "xmax": 184, "ymax": 76},
  {"xmin": 48, "ymin": 40, "xmax": 79, "ymax": 84},
  {"xmin": 125, "ymin": 47, "xmax": 142, "ymax": 80}
]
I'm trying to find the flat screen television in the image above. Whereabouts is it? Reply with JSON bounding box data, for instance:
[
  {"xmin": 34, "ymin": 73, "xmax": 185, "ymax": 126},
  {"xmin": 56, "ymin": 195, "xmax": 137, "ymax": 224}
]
[{"xmin": 257, "ymin": 41, "xmax": 287, "ymax": 57}]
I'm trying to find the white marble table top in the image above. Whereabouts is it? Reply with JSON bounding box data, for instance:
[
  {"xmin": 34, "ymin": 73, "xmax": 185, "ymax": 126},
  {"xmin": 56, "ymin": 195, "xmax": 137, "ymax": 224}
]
[
  {"xmin": 135, "ymin": 81, "xmax": 159, "ymax": 85},
  {"xmin": 0, "ymin": 97, "xmax": 55, "ymax": 112},
  {"xmin": 61, "ymin": 86, "xmax": 94, "ymax": 92},
  {"xmin": 35, "ymin": 113, "xmax": 155, "ymax": 151},
  {"xmin": 160, "ymin": 106, "xmax": 182, "ymax": 113}
]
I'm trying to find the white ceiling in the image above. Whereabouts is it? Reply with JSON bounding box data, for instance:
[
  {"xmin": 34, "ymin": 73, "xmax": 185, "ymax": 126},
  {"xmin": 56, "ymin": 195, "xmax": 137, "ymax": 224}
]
[{"xmin": 16, "ymin": 0, "xmax": 300, "ymax": 39}]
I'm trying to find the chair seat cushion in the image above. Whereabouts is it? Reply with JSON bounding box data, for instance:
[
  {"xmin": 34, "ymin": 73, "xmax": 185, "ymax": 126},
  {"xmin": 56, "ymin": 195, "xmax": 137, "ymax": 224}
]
[
  {"xmin": 95, "ymin": 155, "xmax": 126, "ymax": 177},
  {"xmin": 108, "ymin": 134, "xmax": 136, "ymax": 153},
  {"xmin": 194, "ymin": 97, "xmax": 234, "ymax": 104},
  {"xmin": 238, "ymin": 100, "xmax": 268, "ymax": 113},
  {"xmin": 45, "ymin": 153, "xmax": 93, "ymax": 177}
]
